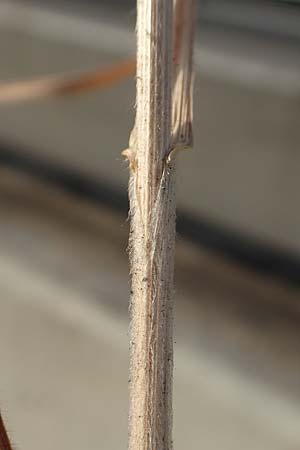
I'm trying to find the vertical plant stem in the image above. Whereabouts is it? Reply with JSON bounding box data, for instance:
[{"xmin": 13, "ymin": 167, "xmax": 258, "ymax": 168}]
[
  {"xmin": 125, "ymin": 1, "xmax": 195, "ymax": 449},
  {"xmin": 127, "ymin": 1, "xmax": 174, "ymax": 449}
]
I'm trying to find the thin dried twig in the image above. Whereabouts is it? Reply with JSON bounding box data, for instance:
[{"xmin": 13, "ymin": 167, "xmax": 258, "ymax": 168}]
[
  {"xmin": 125, "ymin": 1, "xmax": 196, "ymax": 449},
  {"xmin": 0, "ymin": 58, "xmax": 135, "ymax": 103}
]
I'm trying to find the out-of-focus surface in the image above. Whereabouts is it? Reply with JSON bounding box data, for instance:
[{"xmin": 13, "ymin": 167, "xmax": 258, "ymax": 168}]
[
  {"xmin": 0, "ymin": 169, "xmax": 300, "ymax": 450},
  {"xmin": 0, "ymin": 0, "xmax": 300, "ymax": 252}
]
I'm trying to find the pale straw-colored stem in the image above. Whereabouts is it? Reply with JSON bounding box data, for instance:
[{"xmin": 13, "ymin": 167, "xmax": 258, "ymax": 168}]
[{"xmin": 125, "ymin": 1, "xmax": 195, "ymax": 449}]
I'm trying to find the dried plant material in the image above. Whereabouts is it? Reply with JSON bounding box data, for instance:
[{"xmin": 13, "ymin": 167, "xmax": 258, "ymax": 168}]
[
  {"xmin": 126, "ymin": 2, "xmax": 174, "ymax": 448},
  {"xmin": 171, "ymin": 0, "xmax": 196, "ymax": 153},
  {"xmin": 0, "ymin": 58, "xmax": 135, "ymax": 104},
  {"xmin": 0, "ymin": 412, "xmax": 13, "ymax": 450},
  {"xmin": 125, "ymin": 1, "xmax": 195, "ymax": 449}
]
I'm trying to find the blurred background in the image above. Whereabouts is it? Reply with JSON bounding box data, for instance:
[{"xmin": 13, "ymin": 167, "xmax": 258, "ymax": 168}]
[{"xmin": 0, "ymin": 0, "xmax": 300, "ymax": 449}]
